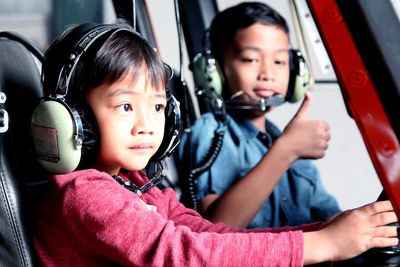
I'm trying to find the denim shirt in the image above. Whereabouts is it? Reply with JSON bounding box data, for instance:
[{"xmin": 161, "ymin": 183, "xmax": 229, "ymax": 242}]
[{"xmin": 179, "ymin": 112, "xmax": 341, "ymax": 229}]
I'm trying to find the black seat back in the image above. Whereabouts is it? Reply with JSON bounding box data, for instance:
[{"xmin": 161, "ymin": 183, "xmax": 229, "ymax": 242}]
[{"xmin": 0, "ymin": 32, "xmax": 45, "ymax": 267}]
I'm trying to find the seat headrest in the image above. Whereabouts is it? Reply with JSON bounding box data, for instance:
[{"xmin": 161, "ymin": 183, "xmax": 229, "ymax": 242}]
[{"xmin": 0, "ymin": 33, "xmax": 45, "ymax": 184}]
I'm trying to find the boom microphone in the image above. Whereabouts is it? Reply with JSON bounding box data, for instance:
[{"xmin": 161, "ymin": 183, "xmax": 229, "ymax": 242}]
[{"xmin": 225, "ymin": 91, "xmax": 285, "ymax": 111}]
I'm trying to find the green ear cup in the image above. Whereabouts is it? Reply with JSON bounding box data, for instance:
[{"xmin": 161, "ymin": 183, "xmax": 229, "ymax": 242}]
[
  {"xmin": 289, "ymin": 61, "xmax": 310, "ymax": 103},
  {"xmin": 192, "ymin": 52, "xmax": 224, "ymax": 99},
  {"xmin": 31, "ymin": 100, "xmax": 81, "ymax": 173}
]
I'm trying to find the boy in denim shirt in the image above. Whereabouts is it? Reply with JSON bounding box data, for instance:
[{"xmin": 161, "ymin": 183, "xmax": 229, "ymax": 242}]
[{"xmin": 179, "ymin": 2, "xmax": 341, "ymax": 229}]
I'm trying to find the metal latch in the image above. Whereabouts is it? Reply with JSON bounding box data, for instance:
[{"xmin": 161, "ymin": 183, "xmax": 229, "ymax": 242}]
[{"xmin": 0, "ymin": 92, "xmax": 9, "ymax": 133}]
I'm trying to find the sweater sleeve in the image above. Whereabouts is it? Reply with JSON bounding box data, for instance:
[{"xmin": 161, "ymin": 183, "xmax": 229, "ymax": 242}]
[
  {"xmin": 163, "ymin": 184, "xmax": 321, "ymax": 233},
  {"xmin": 62, "ymin": 170, "xmax": 305, "ymax": 266}
]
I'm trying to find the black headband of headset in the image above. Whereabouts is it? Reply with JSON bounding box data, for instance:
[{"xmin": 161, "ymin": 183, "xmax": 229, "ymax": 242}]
[{"xmin": 53, "ymin": 23, "xmax": 140, "ymax": 97}]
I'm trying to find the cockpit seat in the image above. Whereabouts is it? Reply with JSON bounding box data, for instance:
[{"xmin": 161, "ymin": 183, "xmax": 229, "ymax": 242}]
[{"xmin": 0, "ymin": 31, "xmax": 45, "ymax": 267}]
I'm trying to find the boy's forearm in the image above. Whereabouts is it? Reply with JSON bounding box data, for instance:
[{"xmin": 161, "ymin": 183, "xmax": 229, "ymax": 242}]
[
  {"xmin": 303, "ymin": 231, "xmax": 331, "ymax": 265},
  {"xmin": 203, "ymin": 138, "xmax": 299, "ymax": 228}
]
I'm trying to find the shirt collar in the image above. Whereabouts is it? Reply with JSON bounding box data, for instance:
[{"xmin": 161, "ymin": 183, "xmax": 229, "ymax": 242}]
[
  {"xmin": 229, "ymin": 111, "xmax": 259, "ymax": 139},
  {"xmin": 265, "ymin": 119, "xmax": 282, "ymax": 138},
  {"xmin": 228, "ymin": 111, "xmax": 282, "ymax": 144}
]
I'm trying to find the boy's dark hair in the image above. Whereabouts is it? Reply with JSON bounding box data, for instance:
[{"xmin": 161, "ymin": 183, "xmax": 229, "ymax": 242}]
[
  {"xmin": 42, "ymin": 22, "xmax": 168, "ymax": 100},
  {"xmin": 209, "ymin": 2, "xmax": 289, "ymax": 63},
  {"xmin": 41, "ymin": 22, "xmax": 169, "ymax": 169}
]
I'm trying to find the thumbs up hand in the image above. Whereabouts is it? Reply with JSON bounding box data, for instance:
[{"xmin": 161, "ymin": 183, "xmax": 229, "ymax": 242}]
[{"xmin": 280, "ymin": 92, "xmax": 330, "ymax": 159}]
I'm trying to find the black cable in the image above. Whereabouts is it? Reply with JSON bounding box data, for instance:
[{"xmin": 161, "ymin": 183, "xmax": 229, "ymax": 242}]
[
  {"xmin": 132, "ymin": 0, "xmax": 136, "ymax": 31},
  {"xmin": 174, "ymin": 0, "xmax": 184, "ymax": 83},
  {"xmin": 112, "ymin": 170, "xmax": 166, "ymax": 196},
  {"xmin": 181, "ymin": 128, "xmax": 225, "ymax": 211},
  {"xmin": 173, "ymin": 0, "xmax": 192, "ymax": 130}
]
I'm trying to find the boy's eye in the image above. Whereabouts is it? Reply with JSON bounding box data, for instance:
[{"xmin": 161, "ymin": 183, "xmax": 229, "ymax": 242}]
[
  {"xmin": 154, "ymin": 104, "xmax": 165, "ymax": 112},
  {"xmin": 275, "ymin": 60, "xmax": 287, "ymax": 65},
  {"xmin": 117, "ymin": 103, "xmax": 132, "ymax": 112},
  {"xmin": 242, "ymin": 57, "xmax": 258, "ymax": 63}
]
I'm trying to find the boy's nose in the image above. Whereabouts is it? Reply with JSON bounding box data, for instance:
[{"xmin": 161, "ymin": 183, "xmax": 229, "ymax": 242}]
[
  {"xmin": 258, "ymin": 70, "xmax": 273, "ymax": 81},
  {"xmin": 258, "ymin": 61, "xmax": 273, "ymax": 81},
  {"xmin": 131, "ymin": 112, "xmax": 154, "ymax": 136},
  {"xmin": 134, "ymin": 127, "xmax": 154, "ymax": 135}
]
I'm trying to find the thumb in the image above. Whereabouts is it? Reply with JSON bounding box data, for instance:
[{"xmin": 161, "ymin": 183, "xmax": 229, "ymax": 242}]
[{"xmin": 293, "ymin": 91, "xmax": 312, "ymax": 120}]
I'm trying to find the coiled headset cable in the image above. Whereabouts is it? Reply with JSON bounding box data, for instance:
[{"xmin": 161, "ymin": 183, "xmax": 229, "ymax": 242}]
[
  {"xmin": 181, "ymin": 125, "xmax": 225, "ymax": 211},
  {"xmin": 173, "ymin": 0, "xmax": 227, "ymax": 211}
]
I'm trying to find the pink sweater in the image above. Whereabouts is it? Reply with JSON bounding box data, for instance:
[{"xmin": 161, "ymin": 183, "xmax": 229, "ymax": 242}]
[{"xmin": 33, "ymin": 169, "xmax": 317, "ymax": 266}]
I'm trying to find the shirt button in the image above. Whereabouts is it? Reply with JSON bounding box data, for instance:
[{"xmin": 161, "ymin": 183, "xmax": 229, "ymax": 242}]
[{"xmin": 282, "ymin": 196, "xmax": 287, "ymax": 201}]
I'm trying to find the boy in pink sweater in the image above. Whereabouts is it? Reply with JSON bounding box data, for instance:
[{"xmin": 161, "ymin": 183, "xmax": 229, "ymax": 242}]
[{"xmin": 31, "ymin": 22, "xmax": 398, "ymax": 266}]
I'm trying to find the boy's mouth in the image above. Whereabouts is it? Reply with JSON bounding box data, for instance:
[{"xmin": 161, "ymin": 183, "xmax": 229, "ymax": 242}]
[
  {"xmin": 130, "ymin": 143, "xmax": 153, "ymax": 152},
  {"xmin": 253, "ymin": 88, "xmax": 275, "ymax": 98}
]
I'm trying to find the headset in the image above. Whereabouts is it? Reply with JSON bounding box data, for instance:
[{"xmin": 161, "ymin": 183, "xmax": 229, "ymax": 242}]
[
  {"xmin": 191, "ymin": 46, "xmax": 311, "ymax": 110},
  {"xmin": 31, "ymin": 23, "xmax": 180, "ymax": 174}
]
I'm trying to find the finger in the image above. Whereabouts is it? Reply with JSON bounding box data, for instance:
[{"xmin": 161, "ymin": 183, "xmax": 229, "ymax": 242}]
[
  {"xmin": 293, "ymin": 91, "xmax": 312, "ymax": 120},
  {"xmin": 368, "ymin": 237, "xmax": 399, "ymax": 249},
  {"xmin": 362, "ymin": 200, "xmax": 394, "ymax": 215},
  {"xmin": 323, "ymin": 142, "xmax": 329, "ymax": 151},
  {"xmin": 374, "ymin": 225, "xmax": 399, "ymax": 238},
  {"xmin": 371, "ymin": 211, "xmax": 398, "ymax": 227},
  {"xmin": 326, "ymin": 132, "xmax": 331, "ymax": 142}
]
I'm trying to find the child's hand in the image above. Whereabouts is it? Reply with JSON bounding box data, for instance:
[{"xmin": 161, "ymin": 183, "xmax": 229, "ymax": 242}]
[
  {"xmin": 304, "ymin": 200, "xmax": 399, "ymax": 264},
  {"xmin": 281, "ymin": 91, "xmax": 330, "ymax": 159}
]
